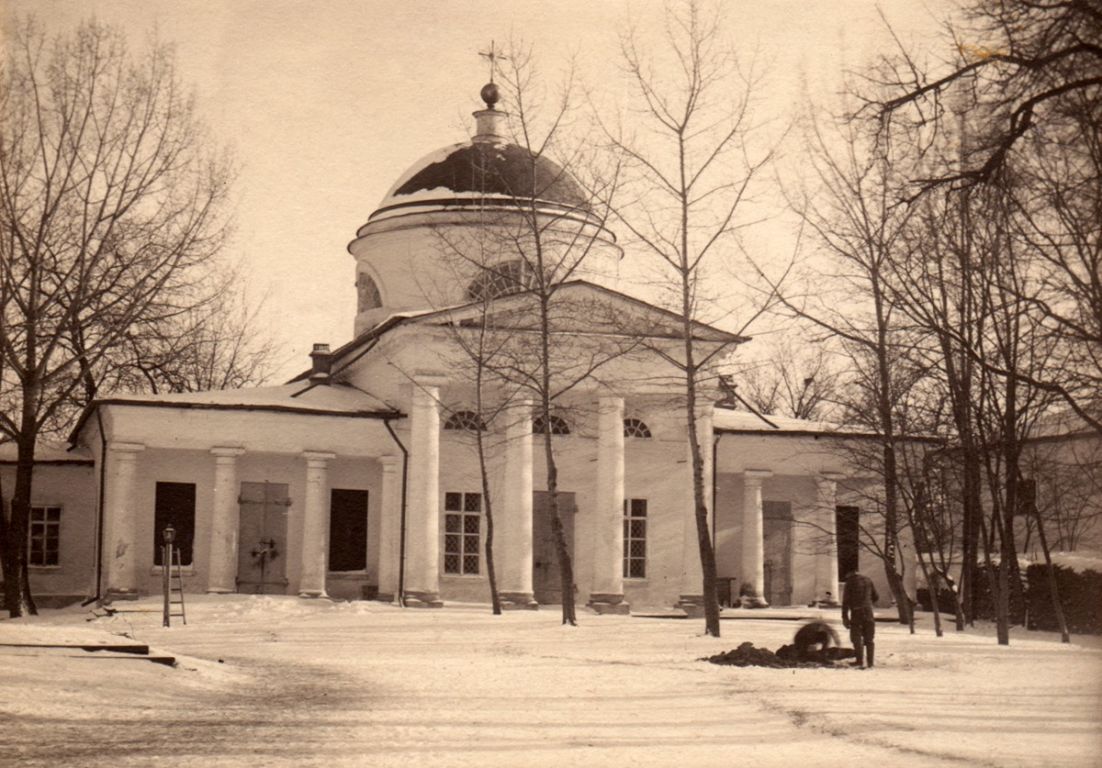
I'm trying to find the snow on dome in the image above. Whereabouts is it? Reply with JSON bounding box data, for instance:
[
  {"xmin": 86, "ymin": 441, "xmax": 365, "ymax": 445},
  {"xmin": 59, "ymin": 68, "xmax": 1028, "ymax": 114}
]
[{"xmin": 368, "ymin": 140, "xmax": 591, "ymax": 224}]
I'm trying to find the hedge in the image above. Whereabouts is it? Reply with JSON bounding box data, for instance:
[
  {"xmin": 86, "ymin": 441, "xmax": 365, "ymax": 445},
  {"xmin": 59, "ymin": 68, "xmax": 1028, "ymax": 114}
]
[{"xmin": 1025, "ymin": 563, "xmax": 1102, "ymax": 635}]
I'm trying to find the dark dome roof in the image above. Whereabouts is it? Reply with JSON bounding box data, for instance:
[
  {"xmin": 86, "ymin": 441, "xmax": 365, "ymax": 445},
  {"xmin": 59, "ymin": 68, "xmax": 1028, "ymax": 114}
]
[{"xmin": 368, "ymin": 141, "xmax": 591, "ymax": 223}]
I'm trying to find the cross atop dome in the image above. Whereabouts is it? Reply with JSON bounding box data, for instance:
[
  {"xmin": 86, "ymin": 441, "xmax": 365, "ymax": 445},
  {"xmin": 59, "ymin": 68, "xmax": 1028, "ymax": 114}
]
[{"xmin": 478, "ymin": 40, "xmax": 507, "ymax": 84}]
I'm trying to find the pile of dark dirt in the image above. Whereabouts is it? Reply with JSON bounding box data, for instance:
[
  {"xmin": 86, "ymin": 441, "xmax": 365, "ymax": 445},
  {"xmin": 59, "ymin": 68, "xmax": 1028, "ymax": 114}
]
[{"xmin": 703, "ymin": 641, "xmax": 856, "ymax": 669}]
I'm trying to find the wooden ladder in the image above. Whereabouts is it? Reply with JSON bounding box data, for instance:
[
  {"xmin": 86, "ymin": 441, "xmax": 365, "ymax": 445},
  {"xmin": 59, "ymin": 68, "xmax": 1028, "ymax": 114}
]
[{"xmin": 162, "ymin": 541, "xmax": 187, "ymax": 627}]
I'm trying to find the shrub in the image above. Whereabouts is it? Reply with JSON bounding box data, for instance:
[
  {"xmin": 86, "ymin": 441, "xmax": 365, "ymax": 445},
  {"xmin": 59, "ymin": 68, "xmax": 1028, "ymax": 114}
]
[{"xmin": 1025, "ymin": 563, "xmax": 1102, "ymax": 635}]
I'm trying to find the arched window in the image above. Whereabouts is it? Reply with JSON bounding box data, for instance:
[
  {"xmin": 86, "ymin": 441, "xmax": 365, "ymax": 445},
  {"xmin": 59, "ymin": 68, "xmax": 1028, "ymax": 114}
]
[
  {"xmin": 443, "ymin": 410, "xmax": 487, "ymax": 432},
  {"xmin": 532, "ymin": 414, "xmax": 571, "ymax": 435},
  {"xmin": 356, "ymin": 272, "xmax": 382, "ymax": 312},
  {"xmin": 466, "ymin": 260, "xmax": 541, "ymax": 301},
  {"xmin": 623, "ymin": 418, "xmax": 652, "ymax": 438}
]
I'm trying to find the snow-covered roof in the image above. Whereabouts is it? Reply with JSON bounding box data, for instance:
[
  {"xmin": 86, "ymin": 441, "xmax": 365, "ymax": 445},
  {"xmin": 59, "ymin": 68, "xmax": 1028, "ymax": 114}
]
[
  {"xmin": 0, "ymin": 441, "xmax": 93, "ymax": 464},
  {"xmin": 99, "ymin": 382, "xmax": 397, "ymax": 415},
  {"xmin": 713, "ymin": 408, "xmax": 845, "ymax": 435},
  {"xmin": 69, "ymin": 382, "xmax": 400, "ymax": 446}
]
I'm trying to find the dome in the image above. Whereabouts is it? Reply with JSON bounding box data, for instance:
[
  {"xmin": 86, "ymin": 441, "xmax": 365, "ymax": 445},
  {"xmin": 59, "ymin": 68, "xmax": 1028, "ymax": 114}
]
[{"xmin": 365, "ymin": 140, "xmax": 594, "ymax": 227}]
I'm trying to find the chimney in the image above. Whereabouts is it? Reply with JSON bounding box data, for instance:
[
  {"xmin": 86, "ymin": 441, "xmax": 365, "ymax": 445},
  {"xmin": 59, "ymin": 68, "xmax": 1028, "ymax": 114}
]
[{"xmin": 309, "ymin": 343, "xmax": 332, "ymax": 383}]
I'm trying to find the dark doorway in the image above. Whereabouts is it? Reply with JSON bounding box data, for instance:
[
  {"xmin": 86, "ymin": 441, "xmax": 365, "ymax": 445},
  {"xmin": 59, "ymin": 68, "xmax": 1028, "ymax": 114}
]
[
  {"xmin": 532, "ymin": 491, "xmax": 576, "ymax": 605},
  {"xmin": 329, "ymin": 489, "xmax": 368, "ymax": 572},
  {"xmin": 837, "ymin": 505, "xmax": 860, "ymax": 578},
  {"xmin": 237, "ymin": 482, "xmax": 290, "ymax": 594},
  {"xmin": 154, "ymin": 482, "xmax": 195, "ymax": 566}
]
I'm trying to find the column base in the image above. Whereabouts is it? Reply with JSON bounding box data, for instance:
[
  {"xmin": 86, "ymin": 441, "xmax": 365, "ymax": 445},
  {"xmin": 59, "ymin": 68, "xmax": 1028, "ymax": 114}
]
[
  {"xmin": 587, "ymin": 593, "xmax": 630, "ymax": 615},
  {"xmin": 375, "ymin": 592, "xmax": 396, "ymax": 603},
  {"xmin": 103, "ymin": 589, "xmax": 141, "ymax": 603},
  {"xmin": 404, "ymin": 590, "xmax": 444, "ymax": 608},
  {"xmin": 499, "ymin": 591, "xmax": 539, "ymax": 610},
  {"xmin": 298, "ymin": 589, "xmax": 329, "ymax": 599},
  {"xmin": 740, "ymin": 595, "xmax": 770, "ymax": 609},
  {"xmin": 206, "ymin": 587, "xmax": 235, "ymax": 595},
  {"xmin": 676, "ymin": 594, "xmax": 706, "ymax": 618}
]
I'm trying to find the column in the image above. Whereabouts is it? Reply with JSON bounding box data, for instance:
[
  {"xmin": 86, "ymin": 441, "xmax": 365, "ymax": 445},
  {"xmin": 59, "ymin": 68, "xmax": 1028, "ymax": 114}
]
[
  {"xmin": 405, "ymin": 380, "xmax": 443, "ymax": 607},
  {"xmin": 207, "ymin": 447, "xmax": 245, "ymax": 593},
  {"xmin": 814, "ymin": 473, "xmax": 844, "ymax": 606},
  {"xmin": 376, "ymin": 455, "xmax": 401, "ymax": 602},
  {"xmin": 740, "ymin": 469, "xmax": 772, "ymax": 608},
  {"xmin": 588, "ymin": 396, "xmax": 629, "ymax": 614},
  {"xmin": 299, "ymin": 451, "xmax": 336, "ymax": 598},
  {"xmin": 104, "ymin": 442, "xmax": 146, "ymax": 596},
  {"xmin": 677, "ymin": 406, "xmax": 714, "ymax": 616},
  {"xmin": 499, "ymin": 398, "xmax": 537, "ymax": 609}
]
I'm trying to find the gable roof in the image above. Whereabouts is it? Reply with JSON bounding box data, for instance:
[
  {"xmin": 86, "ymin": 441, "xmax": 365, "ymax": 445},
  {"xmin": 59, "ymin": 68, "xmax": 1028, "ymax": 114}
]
[{"xmin": 295, "ymin": 280, "xmax": 749, "ymax": 383}]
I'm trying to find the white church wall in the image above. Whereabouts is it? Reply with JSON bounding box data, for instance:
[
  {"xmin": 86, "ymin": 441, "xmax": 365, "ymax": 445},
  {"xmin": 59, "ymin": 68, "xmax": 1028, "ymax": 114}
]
[
  {"xmin": 124, "ymin": 447, "xmax": 218, "ymax": 596},
  {"xmin": 713, "ymin": 472, "xmax": 821, "ymax": 607},
  {"xmin": 623, "ymin": 436, "xmax": 698, "ymax": 609},
  {"xmin": 2, "ymin": 462, "xmax": 97, "ymax": 604},
  {"xmin": 325, "ymin": 457, "xmax": 383, "ymax": 600}
]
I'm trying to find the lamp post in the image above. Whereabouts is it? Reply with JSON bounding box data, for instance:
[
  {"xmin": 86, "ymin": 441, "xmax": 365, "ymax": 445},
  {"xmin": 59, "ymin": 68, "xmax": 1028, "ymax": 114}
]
[{"xmin": 162, "ymin": 524, "xmax": 176, "ymax": 627}]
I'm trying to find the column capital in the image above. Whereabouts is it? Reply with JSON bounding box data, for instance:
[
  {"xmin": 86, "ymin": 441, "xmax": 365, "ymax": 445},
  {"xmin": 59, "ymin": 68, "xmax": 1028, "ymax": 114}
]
[
  {"xmin": 211, "ymin": 446, "xmax": 245, "ymax": 459},
  {"xmin": 411, "ymin": 373, "xmax": 449, "ymax": 389},
  {"xmin": 379, "ymin": 454, "xmax": 400, "ymax": 472},
  {"xmin": 108, "ymin": 441, "xmax": 146, "ymax": 454},
  {"xmin": 302, "ymin": 450, "xmax": 336, "ymax": 468},
  {"xmin": 818, "ymin": 471, "xmax": 846, "ymax": 483},
  {"xmin": 598, "ymin": 393, "xmax": 625, "ymax": 408},
  {"xmin": 744, "ymin": 469, "xmax": 773, "ymax": 483}
]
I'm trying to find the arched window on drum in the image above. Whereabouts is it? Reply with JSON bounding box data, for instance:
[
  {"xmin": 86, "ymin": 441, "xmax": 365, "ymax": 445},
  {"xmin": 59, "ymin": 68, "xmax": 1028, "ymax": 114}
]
[{"xmin": 356, "ymin": 272, "xmax": 383, "ymax": 313}]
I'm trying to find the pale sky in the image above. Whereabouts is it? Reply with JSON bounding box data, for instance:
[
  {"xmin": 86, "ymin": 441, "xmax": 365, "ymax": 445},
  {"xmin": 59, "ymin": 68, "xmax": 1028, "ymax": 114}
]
[{"xmin": 3, "ymin": 1, "xmax": 952, "ymax": 381}]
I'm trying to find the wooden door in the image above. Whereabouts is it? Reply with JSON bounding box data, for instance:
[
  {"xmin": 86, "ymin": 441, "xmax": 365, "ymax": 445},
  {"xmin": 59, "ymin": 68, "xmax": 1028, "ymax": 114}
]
[
  {"xmin": 762, "ymin": 501, "xmax": 793, "ymax": 606},
  {"xmin": 237, "ymin": 482, "xmax": 290, "ymax": 594},
  {"xmin": 532, "ymin": 491, "xmax": 575, "ymax": 605}
]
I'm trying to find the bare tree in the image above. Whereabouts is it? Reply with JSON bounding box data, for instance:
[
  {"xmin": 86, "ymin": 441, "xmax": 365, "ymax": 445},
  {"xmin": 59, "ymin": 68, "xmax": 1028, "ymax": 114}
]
[
  {"xmin": 0, "ymin": 20, "xmax": 236, "ymax": 616},
  {"xmin": 771, "ymin": 106, "xmax": 925, "ymax": 625},
  {"xmin": 867, "ymin": 0, "xmax": 1102, "ymax": 432},
  {"xmin": 422, "ymin": 44, "xmax": 628, "ymax": 626},
  {"xmin": 737, "ymin": 341, "xmax": 841, "ymax": 421},
  {"xmin": 596, "ymin": 0, "xmax": 775, "ymax": 637}
]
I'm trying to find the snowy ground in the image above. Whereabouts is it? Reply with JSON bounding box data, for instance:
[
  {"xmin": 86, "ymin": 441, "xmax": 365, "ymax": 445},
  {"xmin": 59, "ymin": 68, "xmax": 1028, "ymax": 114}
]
[{"xmin": 2, "ymin": 596, "xmax": 1100, "ymax": 768}]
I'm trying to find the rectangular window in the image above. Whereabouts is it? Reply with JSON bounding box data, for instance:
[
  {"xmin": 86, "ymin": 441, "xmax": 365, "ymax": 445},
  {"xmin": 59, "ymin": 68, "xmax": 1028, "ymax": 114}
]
[
  {"xmin": 29, "ymin": 506, "xmax": 61, "ymax": 566},
  {"xmin": 443, "ymin": 492, "xmax": 481, "ymax": 575},
  {"xmin": 154, "ymin": 482, "xmax": 196, "ymax": 566},
  {"xmin": 329, "ymin": 489, "xmax": 369, "ymax": 571},
  {"xmin": 623, "ymin": 498, "xmax": 647, "ymax": 579}
]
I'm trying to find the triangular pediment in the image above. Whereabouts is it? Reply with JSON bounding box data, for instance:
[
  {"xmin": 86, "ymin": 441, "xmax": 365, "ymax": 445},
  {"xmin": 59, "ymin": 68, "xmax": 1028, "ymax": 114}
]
[{"xmin": 407, "ymin": 281, "xmax": 747, "ymax": 343}]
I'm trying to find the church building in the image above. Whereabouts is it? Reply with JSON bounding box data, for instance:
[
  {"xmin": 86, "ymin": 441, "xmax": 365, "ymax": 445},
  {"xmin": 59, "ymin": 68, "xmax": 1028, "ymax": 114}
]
[{"xmin": 7, "ymin": 85, "xmax": 911, "ymax": 614}]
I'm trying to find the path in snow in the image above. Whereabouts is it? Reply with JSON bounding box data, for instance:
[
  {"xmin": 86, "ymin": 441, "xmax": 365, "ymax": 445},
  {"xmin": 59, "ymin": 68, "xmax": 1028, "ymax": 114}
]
[{"xmin": 2, "ymin": 596, "xmax": 1100, "ymax": 768}]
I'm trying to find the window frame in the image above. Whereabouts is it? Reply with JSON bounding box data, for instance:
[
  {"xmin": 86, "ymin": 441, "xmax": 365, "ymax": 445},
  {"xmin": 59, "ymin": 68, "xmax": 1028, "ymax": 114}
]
[
  {"xmin": 623, "ymin": 498, "xmax": 647, "ymax": 579},
  {"xmin": 443, "ymin": 491, "xmax": 482, "ymax": 576},
  {"xmin": 28, "ymin": 505, "xmax": 62, "ymax": 568},
  {"xmin": 623, "ymin": 417, "xmax": 652, "ymax": 438},
  {"xmin": 443, "ymin": 410, "xmax": 487, "ymax": 432},
  {"xmin": 533, "ymin": 413, "xmax": 571, "ymax": 435}
]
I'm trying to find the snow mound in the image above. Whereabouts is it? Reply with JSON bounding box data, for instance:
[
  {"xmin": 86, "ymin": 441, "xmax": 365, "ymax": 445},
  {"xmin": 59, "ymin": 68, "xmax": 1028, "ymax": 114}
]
[{"xmin": 1048, "ymin": 551, "xmax": 1102, "ymax": 574}]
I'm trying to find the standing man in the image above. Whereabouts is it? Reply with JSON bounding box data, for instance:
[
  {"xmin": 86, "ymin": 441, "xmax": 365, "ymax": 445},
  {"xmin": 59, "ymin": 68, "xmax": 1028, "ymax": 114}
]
[{"xmin": 842, "ymin": 570, "xmax": 879, "ymax": 669}]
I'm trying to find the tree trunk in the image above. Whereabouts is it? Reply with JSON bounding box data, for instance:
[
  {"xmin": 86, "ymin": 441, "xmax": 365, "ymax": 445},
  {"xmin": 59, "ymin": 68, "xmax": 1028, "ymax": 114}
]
[
  {"xmin": 475, "ymin": 427, "xmax": 502, "ymax": 616},
  {"xmin": 3, "ymin": 432, "xmax": 39, "ymax": 617},
  {"xmin": 1031, "ymin": 495, "xmax": 1070, "ymax": 643}
]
